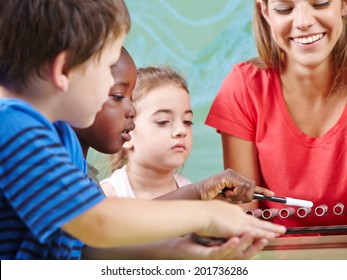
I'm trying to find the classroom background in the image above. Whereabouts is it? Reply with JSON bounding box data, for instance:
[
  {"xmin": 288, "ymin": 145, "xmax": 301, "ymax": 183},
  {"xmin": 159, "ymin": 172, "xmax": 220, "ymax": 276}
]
[{"xmin": 88, "ymin": 0, "xmax": 258, "ymax": 183}]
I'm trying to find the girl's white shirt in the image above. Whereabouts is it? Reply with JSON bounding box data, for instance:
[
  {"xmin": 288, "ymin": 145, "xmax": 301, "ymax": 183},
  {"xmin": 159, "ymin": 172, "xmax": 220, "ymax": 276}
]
[{"xmin": 101, "ymin": 165, "xmax": 191, "ymax": 198}]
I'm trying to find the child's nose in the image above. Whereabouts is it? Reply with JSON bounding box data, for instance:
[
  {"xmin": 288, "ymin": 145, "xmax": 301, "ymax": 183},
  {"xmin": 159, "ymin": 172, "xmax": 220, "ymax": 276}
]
[
  {"xmin": 172, "ymin": 122, "xmax": 187, "ymax": 138},
  {"xmin": 125, "ymin": 100, "xmax": 136, "ymax": 119}
]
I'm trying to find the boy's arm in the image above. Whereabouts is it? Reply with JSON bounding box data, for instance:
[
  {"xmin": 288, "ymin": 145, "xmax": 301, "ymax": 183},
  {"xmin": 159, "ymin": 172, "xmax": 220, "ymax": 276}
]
[
  {"xmin": 155, "ymin": 169, "xmax": 273, "ymax": 202},
  {"xmin": 62, "ymin": 197, "xmax": 285, "ymax": 248},
  {"xmin": 62, "ymin": 198, "xmax": 208, "ymax": 248}
]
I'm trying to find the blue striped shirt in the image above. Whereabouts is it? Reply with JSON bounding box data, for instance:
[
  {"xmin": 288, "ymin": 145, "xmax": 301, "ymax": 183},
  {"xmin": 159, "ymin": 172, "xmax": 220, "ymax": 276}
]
[{"xmin": 0, "ymin": 99, "xmax": 105, "ymax": 259}]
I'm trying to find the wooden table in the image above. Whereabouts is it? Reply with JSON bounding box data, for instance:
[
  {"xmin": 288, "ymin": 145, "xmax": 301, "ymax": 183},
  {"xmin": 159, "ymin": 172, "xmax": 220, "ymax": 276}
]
[{"xmin": 253, "ymin": 234, "xmax": 347, "ymax": 260}]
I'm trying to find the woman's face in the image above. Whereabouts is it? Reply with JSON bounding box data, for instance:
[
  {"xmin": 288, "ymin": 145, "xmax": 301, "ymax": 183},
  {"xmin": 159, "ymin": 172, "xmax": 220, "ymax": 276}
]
[{"xmin": 260, "ymin": 0, "xmax": 347, "ymax": 68}]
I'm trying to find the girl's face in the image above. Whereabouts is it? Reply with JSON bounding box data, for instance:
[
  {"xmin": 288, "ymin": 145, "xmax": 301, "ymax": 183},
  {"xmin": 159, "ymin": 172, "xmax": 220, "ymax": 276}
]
[
  {"xmin": 128, "ymin": 84, "xmax": 193, "ymax": 171},
  {"xmin": 260, "ymin": 0, "xmax": 347, "ymax": 68},
  {"xmin": 75, "ymin": 48, "xmax": 137, "ymax": 155}
]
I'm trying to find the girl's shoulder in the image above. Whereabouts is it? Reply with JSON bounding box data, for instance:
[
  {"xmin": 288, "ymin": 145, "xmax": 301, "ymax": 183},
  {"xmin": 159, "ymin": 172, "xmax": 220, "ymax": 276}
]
[{"xmin": 174, "ymin": 173, "xmax": 191, "ymax": 188}]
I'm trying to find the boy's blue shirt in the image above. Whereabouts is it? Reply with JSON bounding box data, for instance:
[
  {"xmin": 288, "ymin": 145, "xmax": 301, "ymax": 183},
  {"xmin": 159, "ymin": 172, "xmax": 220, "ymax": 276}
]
[
  {"xmin": 0, "ymin": 98, "xmax": 105, "ymax": 259},
  {"xmin": 54, "ymin": 121, "xmax": 88, "ymax": 175}
]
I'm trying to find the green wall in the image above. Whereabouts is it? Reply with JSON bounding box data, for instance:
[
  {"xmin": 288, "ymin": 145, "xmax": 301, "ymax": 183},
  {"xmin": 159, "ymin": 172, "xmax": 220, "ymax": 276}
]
[{"xmin": 88, "ymin": 0, "xmax": 257, "ymax": 182}]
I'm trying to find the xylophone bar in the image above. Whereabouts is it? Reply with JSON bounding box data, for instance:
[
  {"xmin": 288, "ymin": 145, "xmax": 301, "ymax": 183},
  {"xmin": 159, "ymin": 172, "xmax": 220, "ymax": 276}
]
[
  {"xmin": 286, "ymin": 225, "xmax": 347, "ymax": 234},
  {"xmin": 192, "ymin": 226, "xmax": 347, "ymax": 247}
]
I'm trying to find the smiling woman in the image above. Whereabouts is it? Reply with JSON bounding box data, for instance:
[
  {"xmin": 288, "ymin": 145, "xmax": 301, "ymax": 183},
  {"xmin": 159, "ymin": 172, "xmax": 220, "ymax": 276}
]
[
  {"xmin": 258, "ymin": 0, "xmax": 346, "ymax": 72},
  {"xmin": 206, "ymin": 0, "xmax": 347, "ymax": 229}
]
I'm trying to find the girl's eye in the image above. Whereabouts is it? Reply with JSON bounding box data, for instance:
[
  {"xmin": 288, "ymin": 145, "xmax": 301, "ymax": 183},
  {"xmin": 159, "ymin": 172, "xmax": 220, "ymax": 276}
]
[
  {"xmin": 156, "ymin": 120, "xmax": 169, "ymax": 126},
  {"xmin": 184, "ymin": 120, "xmax": 193, "ymax": 126},
  {"xmin": 111, "ymin": 94, "xmax": 125, "ymax": 101}
]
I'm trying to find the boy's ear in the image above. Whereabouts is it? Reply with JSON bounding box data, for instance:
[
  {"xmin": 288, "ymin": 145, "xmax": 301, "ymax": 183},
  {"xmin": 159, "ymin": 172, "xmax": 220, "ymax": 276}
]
[
  {"xmin": 123, "ymin": 140, "xmax": 134, "ymax": 150},
  {"xmin": 51, "ymin": 51, "xmax": 69, "ymax": 91}
]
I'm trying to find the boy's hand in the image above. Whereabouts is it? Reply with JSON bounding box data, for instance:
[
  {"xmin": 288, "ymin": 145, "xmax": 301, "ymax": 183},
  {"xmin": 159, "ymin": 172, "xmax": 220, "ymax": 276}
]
[
  {"xmin": 220, "ymin": 185, "xmax": 274, "ymax": 203},
  {"xmin": 172, "ymin": 234, "xmax": 268, "ymax": 260},
  {"xmin": 82, "ymin": 234, "xmax": 268, "ymax": 260},
  {"xmin": 155, "ymin": 168, "xmax": 274, "ymax": 203},
  {"xmin": 196, "ymin": 168, "xmax": 273, "ymax": 203},
  {"xmin": 198, "ymin": 200, "xmax": 286, "ymax": 239}
]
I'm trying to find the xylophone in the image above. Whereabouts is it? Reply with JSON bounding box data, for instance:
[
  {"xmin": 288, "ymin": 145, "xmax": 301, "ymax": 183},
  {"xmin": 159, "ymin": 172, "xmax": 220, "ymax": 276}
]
[
  {"xmin": 248, "ymin": 202, "xmax": 347, "ymax": 259},
  {"xmin": 192, "ymin": 227, "xmax": 347, "ymax": 259},
  {"xmin": 244, "ymin": 203, "xmax": 345, "ymax": 220},
  {"xmin": 192, "ymin": 197, "xmax": 347, "ymax": 259}
]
